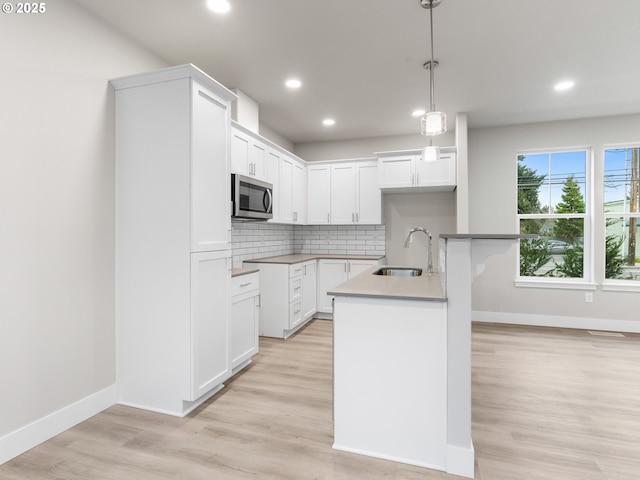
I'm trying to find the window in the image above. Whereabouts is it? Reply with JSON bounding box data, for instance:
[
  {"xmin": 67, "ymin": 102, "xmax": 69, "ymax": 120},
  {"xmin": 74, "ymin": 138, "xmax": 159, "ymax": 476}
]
[
  {"xmin": 604, "ymin": 147, "xmax": 639, "ymax": 283},
  {"xmin": 517, "ymin": 149, "xmax": 590, "ymax": 282}
]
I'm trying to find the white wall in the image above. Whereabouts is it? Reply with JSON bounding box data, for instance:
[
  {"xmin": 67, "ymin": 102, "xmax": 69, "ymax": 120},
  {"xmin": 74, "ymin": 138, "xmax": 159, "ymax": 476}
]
[
  {"xmin": 469, "ymin": 114, "xmax": 640, "ymax": 326},
  {"xmin": 0, "ymin": 0, "xmax": 166, "ymax": 456}
]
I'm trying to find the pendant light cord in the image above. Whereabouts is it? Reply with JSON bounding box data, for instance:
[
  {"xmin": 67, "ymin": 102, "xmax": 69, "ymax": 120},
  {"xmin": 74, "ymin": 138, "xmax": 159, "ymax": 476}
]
[{"xmin": 429, "ymin": 0, "xmax": 436, "ymax": 112}]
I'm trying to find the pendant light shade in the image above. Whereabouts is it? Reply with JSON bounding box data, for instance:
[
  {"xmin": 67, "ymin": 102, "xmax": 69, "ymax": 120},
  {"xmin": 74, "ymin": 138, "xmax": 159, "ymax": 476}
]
[
  {"xmin": 422, "ymin": 145, "xmax": 440, "ymax": 163},
  {"xmin": 421, "ymin": 111, "xmax": 447, "ymax": 136}
]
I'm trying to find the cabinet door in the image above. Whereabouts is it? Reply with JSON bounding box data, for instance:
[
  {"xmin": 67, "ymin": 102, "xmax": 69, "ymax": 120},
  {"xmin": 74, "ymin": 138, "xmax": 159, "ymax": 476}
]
[
  {"xmin": 378, "ymin": 155, "xmax": 415, "ymax": 188},
  {"xmin": 331, "ymin": 163, "xmax": 356, "ymax": 224},
  {"xmin": 348, "ymin": 259, "xmax": 378, "ymax": 279},
  {"xmin": 415, "ymin": 151, "xmax": 456, "ymax": 188},
  {"xmin": 302, "ymin": 260, "xmax": 317, "ymax": 320},
  {"xmin": 280, "ymin": 156, "xmax": 294, "ymax": 223},
  {"xmin": 191, "ymin": 82, "xmax": 231, "ymax": 252},
  {"xmin": 190, "ymin": 251, "xmax": 231, "ymax": 401},
  {"xmin": 231, "ymin": 291, "xmax": 259, "ymax": 369},
  {"xmin": 292, "ymin": 160, "xmax": 306, "ymax": 224},
  {"xmin": 355, "ymin": 162, "xmax": 381, "ymax": 224},
  {"xmin": 266, "ymin": 150, "xmax": 281, "ymax": 222},
  {"xmin": 250, "ymin": 142, "xmax": 267, "ymax": 180},
  {"xmin": 230, "ymin": 127, "xmax": 250, "ymax": 176},
  {"xmin": 307, "ymin": 164, "xmax": 331, "ymax": 224},
  {"xmin": 316, "ymin": 259, "xmax": 348, "ymax": 313}
]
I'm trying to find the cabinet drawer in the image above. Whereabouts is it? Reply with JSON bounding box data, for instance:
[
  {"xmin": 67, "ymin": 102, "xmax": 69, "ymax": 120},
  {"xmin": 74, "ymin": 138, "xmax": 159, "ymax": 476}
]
[
  {"xmin": 289, "ymin": 300, "xmax": 303, "ymax": 329},
  {"xmin": 289, "ymin": 276, "xmax": 303, "ymax": 301},
  {"xmin": 231, "ymin": 272, "xmax": 259, "ymax": 297},
  {"xmin": 289, "ymin": 263, "xmax": 305, "ymax": 278}
]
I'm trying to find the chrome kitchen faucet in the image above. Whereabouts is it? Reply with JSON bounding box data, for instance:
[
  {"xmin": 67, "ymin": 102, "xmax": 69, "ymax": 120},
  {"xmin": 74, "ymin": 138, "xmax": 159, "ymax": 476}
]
[{"xmin": 403, "ymin": 227, "xmax": 433, "ymax": 275}]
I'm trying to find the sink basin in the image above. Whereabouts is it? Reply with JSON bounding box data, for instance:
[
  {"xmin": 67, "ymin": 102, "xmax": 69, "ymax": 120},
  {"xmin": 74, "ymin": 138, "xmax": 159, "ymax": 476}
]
[{"xmin": 373, "ymin": 267, "xmax": 423, "ymax": 277}]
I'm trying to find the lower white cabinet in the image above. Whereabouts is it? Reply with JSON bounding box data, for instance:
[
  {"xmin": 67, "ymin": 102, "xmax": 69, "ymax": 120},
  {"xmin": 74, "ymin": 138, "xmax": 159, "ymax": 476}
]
[
  {"xmin": 245, "ymin": 260, "xmax": 316, "ymax": 338},
  {"xmin": 316, "ymin": 259, "xmax": 380, "ymax": 314},
  {"xmin": 230, "ymin": 272, "xmax": 260, "ymax": 372}
]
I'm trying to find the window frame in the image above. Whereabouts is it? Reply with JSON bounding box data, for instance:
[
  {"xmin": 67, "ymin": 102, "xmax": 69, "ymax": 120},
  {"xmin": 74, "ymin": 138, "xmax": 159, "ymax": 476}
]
[
  {"xmin": 515, "ymin": 146, "xmax": 595, "ymax": 289},
  {"xmin": 602, "ymin": 143, "xmax": 640, "ymax": 291}
]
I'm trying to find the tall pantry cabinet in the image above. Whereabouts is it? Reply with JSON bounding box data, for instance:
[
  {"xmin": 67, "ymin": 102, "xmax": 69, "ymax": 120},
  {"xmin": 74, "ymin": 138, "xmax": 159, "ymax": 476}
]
[{"xmin": 111, "ymin": 64, "xmax": 237, "ymax": 416}]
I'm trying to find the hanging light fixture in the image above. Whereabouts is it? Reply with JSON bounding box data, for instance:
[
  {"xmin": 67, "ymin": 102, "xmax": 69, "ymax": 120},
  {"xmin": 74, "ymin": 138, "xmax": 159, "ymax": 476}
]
[{"xmin": 420, "ymin": 0, "xmax": 446, "ymax": 162}]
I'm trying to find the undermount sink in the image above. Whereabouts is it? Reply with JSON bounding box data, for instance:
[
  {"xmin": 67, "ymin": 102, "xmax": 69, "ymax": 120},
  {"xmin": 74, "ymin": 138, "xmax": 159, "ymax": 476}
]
[{"xmin": 373, "ymin": 267, "xmax": 423, "ymax": 277}]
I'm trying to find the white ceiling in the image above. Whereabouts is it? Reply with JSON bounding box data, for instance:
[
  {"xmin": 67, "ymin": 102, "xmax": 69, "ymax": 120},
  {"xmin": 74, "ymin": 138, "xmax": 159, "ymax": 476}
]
[{"xmin": 74, "ymin": 0, "xmax": 640, "ymax": 144}]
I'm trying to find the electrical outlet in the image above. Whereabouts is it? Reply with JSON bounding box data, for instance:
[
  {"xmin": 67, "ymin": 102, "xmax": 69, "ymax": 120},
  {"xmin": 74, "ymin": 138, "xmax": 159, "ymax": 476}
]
[{"xmin": 585, "ymin": 292, "xmax": 593, "ymax": 303}]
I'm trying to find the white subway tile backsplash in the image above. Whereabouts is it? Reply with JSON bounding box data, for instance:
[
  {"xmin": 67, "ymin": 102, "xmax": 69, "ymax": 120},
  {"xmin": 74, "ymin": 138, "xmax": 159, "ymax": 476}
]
[{"xmin": 232, "ymin": 220, "xmax": 385, "ymax": 267}]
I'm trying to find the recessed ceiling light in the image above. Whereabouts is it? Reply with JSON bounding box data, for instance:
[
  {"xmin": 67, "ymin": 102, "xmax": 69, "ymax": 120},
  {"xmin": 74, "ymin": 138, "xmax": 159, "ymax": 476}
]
[
  {"xmin": 206, "ymin": 0, "xmax": 230, "ymax": 13},
  {"xmin": 285, "ymin": 79, "xmax": 302, "ymax": 89},
  {"xmin": 554, "ymin": 80, "xmax": 575, "ymax": 91},
  {"xmin": 412, "ymin": 109, "xmax": 426, "ymax": 117},
  {"xmin": 322, "ymin": 118, "xmax": 335, "ymax": 126}
]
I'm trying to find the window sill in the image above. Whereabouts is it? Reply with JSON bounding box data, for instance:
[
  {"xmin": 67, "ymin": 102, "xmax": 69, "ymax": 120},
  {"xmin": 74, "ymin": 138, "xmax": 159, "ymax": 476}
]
[
  {"xmin": 514, "ymin": 278, "xmax": 597, "ymax": 290},
  {"xmin": 602, "ymin": 282, "xmax": 640, "ymax": 293}
]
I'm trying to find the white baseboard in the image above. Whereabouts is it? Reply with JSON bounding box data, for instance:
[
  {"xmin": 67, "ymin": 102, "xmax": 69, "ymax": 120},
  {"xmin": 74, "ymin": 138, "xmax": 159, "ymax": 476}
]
[
  {"xmin": 0, "ymin": 384, "xmax": 117, "ymax": 465},
  {"xmin": 446, "ymin": 442, "xmax": 475, "ymax": 479},
  {"xmin": 473, "ymin": 310, "xmax": 640, "ymax": 333}
]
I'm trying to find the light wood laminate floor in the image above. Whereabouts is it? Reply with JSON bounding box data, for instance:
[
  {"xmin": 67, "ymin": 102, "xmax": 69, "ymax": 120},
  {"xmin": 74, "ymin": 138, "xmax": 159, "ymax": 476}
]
[{"xmin": 2, "ymin": 320, "xmax": 639, "ymax": 479}]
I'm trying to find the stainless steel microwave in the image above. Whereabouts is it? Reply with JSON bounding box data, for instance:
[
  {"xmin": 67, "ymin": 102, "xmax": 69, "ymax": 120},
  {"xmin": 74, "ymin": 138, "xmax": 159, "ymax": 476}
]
[{"xmin": 231, "ymin": 174, "xmax": 273, "ymax": 220}]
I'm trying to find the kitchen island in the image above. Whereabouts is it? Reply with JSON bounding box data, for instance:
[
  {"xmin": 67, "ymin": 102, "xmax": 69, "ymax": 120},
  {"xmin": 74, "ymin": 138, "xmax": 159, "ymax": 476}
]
[{"xmin": 330, "ymin": 234, "xmax": 532, "ymax": 479}]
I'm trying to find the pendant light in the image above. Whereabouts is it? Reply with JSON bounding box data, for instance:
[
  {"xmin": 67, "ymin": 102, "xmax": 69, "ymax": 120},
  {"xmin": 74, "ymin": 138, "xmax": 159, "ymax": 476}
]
[{"xmin": 420, "ymin": 0, "xmax": 446, "ymax": 162}]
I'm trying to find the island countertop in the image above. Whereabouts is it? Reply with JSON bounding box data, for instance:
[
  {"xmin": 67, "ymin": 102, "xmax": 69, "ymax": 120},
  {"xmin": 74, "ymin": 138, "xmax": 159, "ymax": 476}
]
[{"xmin": 328, "ymin": 266, "xmax": 446, "ymax": 302}]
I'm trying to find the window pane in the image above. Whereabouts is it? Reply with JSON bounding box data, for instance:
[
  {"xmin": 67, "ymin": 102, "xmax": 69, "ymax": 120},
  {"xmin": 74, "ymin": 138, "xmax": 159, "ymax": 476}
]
[
  {"xmin": 518, "ymin": 153, "xmax": 549, "ymax": 214},
  {"xmin": 549, "ymin": 151, "xmax": 586, "ymax": 214},
  {"xmin": 518, "ymin": 151, "xmax": 586, "ymax": 214},
  {"xmin": 605, "ymin": 216, "xmax": 640, "ymax": 280},
  {"xmin": 604, "ymin": 148, "xmax": 640, "ymax": 213},
  {"xmin": 519, "ymin": 219, "xmax": 584, "ymax": 278}
]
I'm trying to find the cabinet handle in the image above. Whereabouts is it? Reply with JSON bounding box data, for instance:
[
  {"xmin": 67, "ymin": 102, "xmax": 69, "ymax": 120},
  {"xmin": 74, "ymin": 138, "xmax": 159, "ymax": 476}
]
[
  {"xmin": 412, "ymin": 173, "xmax": 415, "ymax": 186},
  {"xmin": 257, "ymin": 294, "xmax": 261, "ymax": 308},
  {"xmin": 294, "ymin": 309, "xmax": 301, "ymax": 314},
  {"xmin": 416, "ymin": 172, "xmax": 419, "ymax": 185},
  {"xmin": 327, "ymin": 212, "xmax": 330, "ymax": 223},
  {"xmin": 355, "ymin": 212, "xmax": 359, "ymax": 223},
  {"xmin": 344, "ymin": 263, "xmax": 347, "ymax": 273},
  {"xmin": 240, "ymin": 282, "xmax": 252, "ymax": 287},
  {"xmin": 352, "ymin": 212, "xmax": 355, "ymax": 223}
]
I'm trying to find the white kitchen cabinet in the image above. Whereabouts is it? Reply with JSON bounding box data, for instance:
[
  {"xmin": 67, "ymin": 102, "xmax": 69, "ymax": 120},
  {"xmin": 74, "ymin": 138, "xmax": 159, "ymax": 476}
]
[
  {"xmin": 355, "ymin": 162, "xmax": 382, "ymax": 224},
  {"xmin": 112, "ymin": 64, "xmax": 235, "ymax": 416},
  {"xmin": 244, "ymin": 260, "xmax": 316, "ymax": 338},
  {"xmin": 230, "ymin": 272, "xmax": 260, "ymax": 372},
  {"xmin": 191, "ymin": 251, "xmax": 232, "ymax": 401},
  {"xmin": 307, "ymin": 164, "xmax": 331, "ymax": 224},
  {"xmin": 279, "ymin": 156, "xmax": 294, "ymax": 223},
  {"xmin": 266, "ymin": 149, "xmax": 281, "ymax": 222},
  {"xmin": 301, "ymin": 260, "xmax": 317, "ymax": 321},
  {"xmin": 231, "ymin": 124, "xmax": 266, "ymax": 180},
  {"xmin": 279, "ymin": 155, "xmax": 307, "ymax": 225},
  {"xmin": 292, "ymin": 160, "xmax": 306, "ymax": 224},
  {"xmin": 306, "ymin": 160, "xmax": 381, "ymax": 225},
  {"xmin": 331, "ymin": 163, "xmax": 356, "ymax": 224},
  {"xmin": 377, "ymin": 149, "xmax": 456, "ymax": 192},
  {"xmin": 316, "ymin": 258, "xmax": 381, "ymax": 313}
]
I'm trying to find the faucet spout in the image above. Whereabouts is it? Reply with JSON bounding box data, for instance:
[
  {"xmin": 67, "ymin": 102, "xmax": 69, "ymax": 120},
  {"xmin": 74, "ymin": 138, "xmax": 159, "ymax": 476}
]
[{"xmin": 403, "ymin": 227, "xmax": 433, "ymax": 275}]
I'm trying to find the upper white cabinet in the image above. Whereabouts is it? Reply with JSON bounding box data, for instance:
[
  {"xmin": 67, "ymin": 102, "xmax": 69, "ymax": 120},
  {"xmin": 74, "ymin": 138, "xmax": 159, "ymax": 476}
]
[
  {"xmin": 377, "ymin": 149, "xmax": 456, "ymax": 192},
  {"xmin": 112, "ymin": 64, "xmax": 236, "ymax": 416},
  {"xmin": 307, "ymin": 160, "xmax": 382, "ymax": 225},
  {"xmin": 231, "ymin": 125, "xmax": 266, "ymax": 180},
  {"xmin": 280, "ymin": 155, "xmax": 306, "ymax": 224},
  {"xmin": 307, "ymin": 164, "xmax": 332, "ymax": 224},
  {"xmin": 231, "ymin": 121, "xmax": 306, "ymax": 225}
]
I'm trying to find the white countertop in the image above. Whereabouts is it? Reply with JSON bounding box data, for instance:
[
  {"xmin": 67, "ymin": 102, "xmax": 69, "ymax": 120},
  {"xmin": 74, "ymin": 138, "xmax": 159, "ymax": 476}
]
[{"xmin": 328, "ymin": 266, "xmax": 446, "ymax": 302}]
